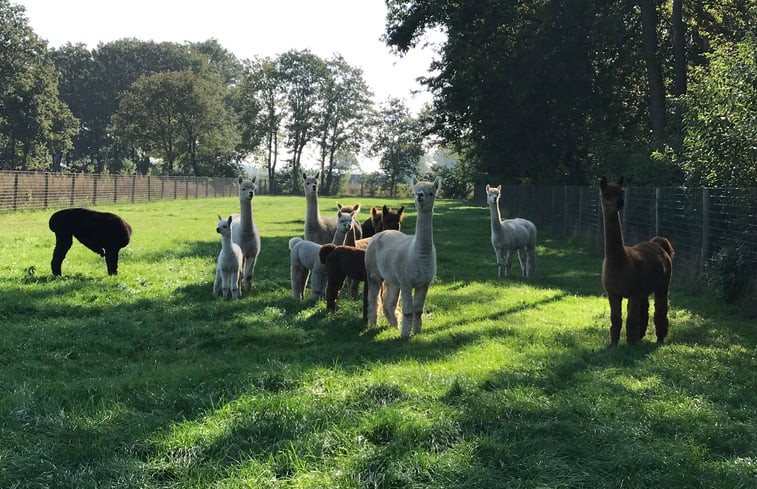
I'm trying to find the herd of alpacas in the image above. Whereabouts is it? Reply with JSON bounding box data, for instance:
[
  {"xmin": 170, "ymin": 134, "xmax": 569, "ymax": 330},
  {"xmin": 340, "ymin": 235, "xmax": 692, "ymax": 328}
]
[{"xmin": 47, "ymin": 174, "xmax": 674, "ymax": 344}]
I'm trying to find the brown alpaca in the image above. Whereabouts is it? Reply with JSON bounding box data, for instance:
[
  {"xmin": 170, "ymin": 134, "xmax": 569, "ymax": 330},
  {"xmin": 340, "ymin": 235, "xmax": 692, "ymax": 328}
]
[
  {"xmin": 600, "ymin": 177, "xmax": 675, "ymax": 345},
  {"xmin": 319, "ymin": 244, "xmax": 369, "ymax": 320},
  {"xmin": 361, "ymin": 205, "xmax": 405, "ymax": 238}
]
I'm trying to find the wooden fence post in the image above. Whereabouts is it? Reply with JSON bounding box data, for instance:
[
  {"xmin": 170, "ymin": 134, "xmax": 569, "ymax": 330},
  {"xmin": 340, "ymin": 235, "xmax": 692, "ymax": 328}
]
[
  {"xmin": 12, "ymin": 172, "xmax": 19, "ymax": 211},
  {"xmin": 70, "ymin": 173, "xmax": 76, "ymax": 207},
  {"xmin": 43, "ymin": 173, "xmax": 49, "ymax": 209},
  {"xmin": 131, "ymin": 175, "xmax": 136, "ymax": 203},
  {"xmin": 93, "ymin": 174, "xmax": 98, "ymax": 205},
  {"xmin": 113, "ymin": 175, "xmax": 118, "ymax": 203}
]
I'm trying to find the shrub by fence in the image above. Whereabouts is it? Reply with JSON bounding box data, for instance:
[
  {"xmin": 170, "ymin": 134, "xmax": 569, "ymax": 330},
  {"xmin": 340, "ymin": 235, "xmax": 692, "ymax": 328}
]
[
  {"xmin": 0, "ymin": 171, "xmax": 260, "ymax": 212},
  {"xmin": 497, "ymin": 185, "xmax": 757, "ymax": 297}
]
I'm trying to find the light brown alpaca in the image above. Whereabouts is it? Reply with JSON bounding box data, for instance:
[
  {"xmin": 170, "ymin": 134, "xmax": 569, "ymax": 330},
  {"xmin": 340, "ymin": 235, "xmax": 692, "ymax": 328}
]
[{"xmin": 600, "ymin": 177, "xmax": 675, "ymax": 345}]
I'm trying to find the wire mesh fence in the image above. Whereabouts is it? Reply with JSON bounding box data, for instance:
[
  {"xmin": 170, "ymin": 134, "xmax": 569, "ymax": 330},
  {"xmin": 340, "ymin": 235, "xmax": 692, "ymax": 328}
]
[
  {"xmin": 0, "ymin": 171, "xmax": 252, "ymax": 212},
  {"xmin": 497, "ymin": 184, "xmax": 757, "ymax": 283}
]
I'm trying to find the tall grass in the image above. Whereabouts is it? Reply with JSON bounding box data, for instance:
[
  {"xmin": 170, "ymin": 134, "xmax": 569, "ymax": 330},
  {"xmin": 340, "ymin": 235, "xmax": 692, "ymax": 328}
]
[{"xmin": 0, "ymin": 195, "xmax": 754, "ymax": 488}]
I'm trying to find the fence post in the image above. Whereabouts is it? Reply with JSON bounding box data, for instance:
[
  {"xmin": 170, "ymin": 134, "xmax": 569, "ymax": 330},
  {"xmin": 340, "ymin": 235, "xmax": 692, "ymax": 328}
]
[
  {"xmin": 93, "ymin": 174, "xmax": 98, "ymax": 205},
  {"xmin": 113, "ymin": 175, "xmax": 118, "ymax": 203},
  {"xmin": 43, "ymin": 172, "xmax": 49, "ymax": 209},
  {"xmin": 174, "ymin": 179, "xmax": 178, "ymax": 199},
  {"xmin": 12, "ymin": 172, "xmax": 19, "ymax": 211},
  {"xmin": 700, "ymin": 188, "xmax": 711, "ymax": 270},
  {"xmin": 70, "ymin": 173, "xmax": 76, "ymax": 207},
  {"xmin": 147, "ymin": 176, "xmax": 151, "ymax": 201},
  {"xmin": 654, "ymin": 187, "xmax": 661, "ymax": 237},
  {"xmin": 131, "ymin": 175, "xmax": 136, "ymax": 203}
]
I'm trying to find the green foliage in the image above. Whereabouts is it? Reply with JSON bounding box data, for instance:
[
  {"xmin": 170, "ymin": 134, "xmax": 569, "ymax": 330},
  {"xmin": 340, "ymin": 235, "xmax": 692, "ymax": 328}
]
[
  {"xmin": 0, "ymin": 198, "xmax": 756, "ymax": 487},
  {"xmin": 704, "ymin": 246, "xmax": 752, "ymax": 303},
  {"xmin": 679, "ymin": 37, "xmax": 757, "ymax": 187}
]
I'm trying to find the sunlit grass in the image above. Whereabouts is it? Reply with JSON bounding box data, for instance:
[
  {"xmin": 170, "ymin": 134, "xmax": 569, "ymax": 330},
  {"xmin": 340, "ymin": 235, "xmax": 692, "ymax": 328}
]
[{"xmin": 0, "ymin": 195, "xmax": 755, "ymax": 488}]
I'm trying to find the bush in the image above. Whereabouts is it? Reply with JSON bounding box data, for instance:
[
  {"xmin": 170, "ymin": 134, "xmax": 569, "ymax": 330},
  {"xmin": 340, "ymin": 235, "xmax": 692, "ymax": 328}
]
[{"xmin": 704, "ymin": 246, "xmax": 751, "ymax": 303}]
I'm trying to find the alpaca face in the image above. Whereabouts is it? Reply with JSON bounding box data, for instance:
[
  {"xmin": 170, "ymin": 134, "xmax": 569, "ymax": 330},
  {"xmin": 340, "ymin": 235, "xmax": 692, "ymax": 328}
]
[
  {"xmin": 237, "ymin": 177, "xmax": 255, "ymax": 201},
  {"xmin": 216, "ymin": 215, "xmax": 233, "ymax": 236},
  {"xmin": 303, "ymin": 172, "xmax": 319, "ymax": 195},
  {"xmin": 412, "ymin": 176, "xmax": 442, "ymax": 212},
  {"xmin": 381, "ymin": 205, "xmax": 404, "ymax": 231},
  {"xmin": 370, "ymin": 207, "xmax": 383, "ymax": 232},
  {"xmin": 485, "ymin": 184, "xmax": 502, "ymax": 205},
  {"xmin": 600, "ymin": 177, "xmax": 625, "ymax": 213}
]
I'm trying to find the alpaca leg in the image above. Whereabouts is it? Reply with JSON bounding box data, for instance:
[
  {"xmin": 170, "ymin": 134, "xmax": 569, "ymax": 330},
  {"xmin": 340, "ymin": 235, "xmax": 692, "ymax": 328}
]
[
  {"xmin": 230, "ymin": 271, "xmax": 240, "ymax": 299},
  {"xmin": 213, "ymin": 267, "xmax": 222, "ymax": 297},
  {"xmin": 412, "ymin": 285, "xmax": 429, "ymax": 335},
  {"xmin": 291, "ymin": 264, "xmax": 307, "ymax": 300},
  {"xmin": 626, "ymin": 296, "xmax": 641, "ymax": 344},
  {"xmin": 399, "ymin": 285, "xmax": 414, "ymax": 338},
  {"xmin": 221, "ymin": 271, "xmax": 230, "ymax": 299},
  {"xmin": 517, "ymin": 248, "xmax": 527, "ymax": 277},
  {"xmin": 639, "ymin": 296, "xmax": 650, "ymax": 339},
  {"xmin": 653, "ymin": 288, "xmax": 670, "ymax": 343},
  {"xmin": 326, "ymin": 271, "xmax": 346, "ymax": 313},
  {"xmin": 104, "ymin": 248, "xmax": 120, "ymax": 275},
  {"xmin": 383, "ymin": 284, "xmax": 400, "ymax": 329},
  {"xmin": 495, "ymin": 248, "xmax": 506, "ymax": 278},
  {"xmin": 241, "ymin": 256, "xmax": 251, "ymax": 292},
  {"xmin": 366, "ymin": 278, "xmax": 382, "ymax": 325},
  {"xmin": 608, "ymin": 295, "xmax": 623, "ymax": 345},
  {"xmin": 310, "ymin": 265, "xmax": 327, "ymax": 301},
  {"xmin": 528, "ymin": 246, "xmax": 536, "ymax": 275},
  {"xmin": 348, "ymin": 278, "xmax": 360, "ymax": 298},
  {"xmin": 51, "ymin": 232, "xmax": 73, "ymax": 276},
  {"xmin": 504, "ymin": 250, "xmax": 513, "ymax": 277},
  {"xmin": 361, "ymin": 281, "xmax": 369, "ymax": 321}
]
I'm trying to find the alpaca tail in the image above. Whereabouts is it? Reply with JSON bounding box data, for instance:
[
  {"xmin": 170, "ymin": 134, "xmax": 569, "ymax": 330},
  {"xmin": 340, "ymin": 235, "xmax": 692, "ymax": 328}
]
[
  {"xmin": 288, "ymin": 237, "xmax": 303, "ymax": 250},
  {"xmin": 319, "ymin": 243, "xmax": 338, "ymax": 264},
  {"xmin": 651, "ymin": 237, "xmax": 675, "ymax": 259}
]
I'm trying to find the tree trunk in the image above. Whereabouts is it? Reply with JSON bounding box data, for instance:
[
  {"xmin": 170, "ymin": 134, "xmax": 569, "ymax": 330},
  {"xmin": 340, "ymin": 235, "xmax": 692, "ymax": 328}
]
[
  {"xmin": 639, "ymin": 0, "xmax": 666, "ymax": 140},
  {"xmin": 672, "ymin": 0, "xmax": 687, "ymax": 96}
]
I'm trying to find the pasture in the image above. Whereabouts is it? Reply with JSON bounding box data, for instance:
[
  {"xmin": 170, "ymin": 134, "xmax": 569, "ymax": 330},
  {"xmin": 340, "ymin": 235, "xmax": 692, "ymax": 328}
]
[{"xmin": 0, "ymin": 195, "xmax": 755, "ymax": 488}]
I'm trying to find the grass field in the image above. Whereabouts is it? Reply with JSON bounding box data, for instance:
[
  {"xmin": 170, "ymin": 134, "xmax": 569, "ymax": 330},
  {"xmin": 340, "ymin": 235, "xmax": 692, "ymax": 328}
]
[{"xmin": 0, "ymin": 195, "xmax": 755, "ymax": 488}]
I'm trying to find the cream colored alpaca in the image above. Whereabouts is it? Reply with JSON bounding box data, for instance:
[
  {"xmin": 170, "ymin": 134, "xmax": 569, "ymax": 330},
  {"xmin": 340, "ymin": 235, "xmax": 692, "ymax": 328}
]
[
  {"xmin": 213, "ymin": 215, "xmax": 243, "ymax": 299},
  {"xmin": 365, "ymin": 177, "xmax": 441, "ymax": 338},
  {"xmin": 303, "ymin": 172, "xmax": 361, "ymax": 244},
  {"xmin": 231, "ymin": 176, "xmax": 261, "ymax": 291},
  {"xmin": 486, "ymin": 184, "xmax": 537, "ymax": 278}
]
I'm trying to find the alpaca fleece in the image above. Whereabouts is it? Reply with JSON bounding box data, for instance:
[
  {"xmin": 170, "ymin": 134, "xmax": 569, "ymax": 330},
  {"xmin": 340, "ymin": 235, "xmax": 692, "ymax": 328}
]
[
  {"xmin": 319, "ymin": 244, "xmax": 368, "ymax": 319},
  {"xmin": 49, "ymin": 207, "xmax": 132, "ymax": 276}
]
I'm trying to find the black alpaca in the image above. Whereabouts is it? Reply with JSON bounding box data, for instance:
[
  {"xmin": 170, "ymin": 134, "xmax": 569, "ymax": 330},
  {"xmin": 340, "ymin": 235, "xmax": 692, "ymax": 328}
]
[{"xmin": 49, "ymin": 208, "xmax": 132, "ymax": 276}]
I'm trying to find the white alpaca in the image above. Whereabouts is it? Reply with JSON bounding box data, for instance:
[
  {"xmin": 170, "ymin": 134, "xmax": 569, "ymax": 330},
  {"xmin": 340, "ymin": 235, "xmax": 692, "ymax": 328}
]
[
  {"xmin": 231, "ymin": 176, "xmax": 261, "ymax": 291},
  {"xmin": 303, "ymin": 172, "xmax": 361, "ymax": 244},
  {"xmin": 290, "ymin": 205, "xmax": 359, "ymax": 300},
  {"xmin": 486, "ymin": 184, "xmax": 537, "ymax": 278},
  {"xmin": 365, "ymin": 176, "xmax": 441, "ymax": 338},
  {"xmin": 213, "ymin": 214, "xmax": 244, "ymax": 299}
]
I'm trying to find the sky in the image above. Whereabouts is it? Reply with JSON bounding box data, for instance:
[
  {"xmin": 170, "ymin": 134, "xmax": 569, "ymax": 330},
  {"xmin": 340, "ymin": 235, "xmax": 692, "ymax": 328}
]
[{"xmin": 16, "ymin": 0, "xmax": 442, "ymax": 115}]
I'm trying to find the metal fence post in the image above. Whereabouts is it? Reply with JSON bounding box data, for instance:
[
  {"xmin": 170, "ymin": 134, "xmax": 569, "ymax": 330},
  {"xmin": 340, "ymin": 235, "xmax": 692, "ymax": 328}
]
[
  {"xmin": 700, "ymin": 188, "xmax": 711, "ymax": 270},
  {"xmin": 12, "ymin": 172, "xmax": 19, "ymax": 211},
  {"xmin": 70, "ymin": 173, "xmax": 76, "ymax": 207},
  {"xmin": 43, "ymin": 172, "xmax": 49, "ymax": 209}
]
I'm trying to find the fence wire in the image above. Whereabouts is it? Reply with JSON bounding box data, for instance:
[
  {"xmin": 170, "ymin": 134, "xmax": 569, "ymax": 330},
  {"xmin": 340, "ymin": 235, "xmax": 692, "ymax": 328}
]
[{"xmin": 497, "ymin": 184, "xmax": 757, "ymax": 281}]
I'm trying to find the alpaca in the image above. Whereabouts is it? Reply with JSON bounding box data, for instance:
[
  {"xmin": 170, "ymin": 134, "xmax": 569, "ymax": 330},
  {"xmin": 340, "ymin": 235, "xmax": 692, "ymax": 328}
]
[
  {"xmin": 486, "ymin": 184, "xmax": 537, "ymax": 278},
  {"xmin": 48, "ymin": 207, "xmax": 132, "ymax": 276},
  {"xmin": 319, "ymin": 244, "xmax": 369, "ymax": 320},
  {"xmin": 289, "ymin": 205, "xmax": 359, "ymax": 300},
  {"xmin": 231, "ymin": 176, "xmax": 261, "ymax": 292},
  {"xmin": 303, "ymin": 172, "xmax": 362, "ymax": 244},
  {"xmin": 600, "ymin": 177, "xmax": 675, "ymax": 345},
  {"xmin": 361, "ymin": 205, "xmax": 405, "ymax": 238},
  {"xmin": 355, "ymin": 205, "xmax": 405, "ymax": 249},
  {"xmin": 213, "ymin": 214, "xmax": 244, "ymax": 299},
  {"xmin": 365, "ymin": 177, "xmax": 442, "ymax": 338}
]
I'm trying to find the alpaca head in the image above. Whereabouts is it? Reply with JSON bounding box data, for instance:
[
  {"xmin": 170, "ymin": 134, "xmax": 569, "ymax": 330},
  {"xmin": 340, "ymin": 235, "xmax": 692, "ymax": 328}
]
[
  {"xmin": 336, "ymin": 203, "xmax": 360, "ymax": 233},
  {"xmin": 485, "ymin": 184, "xmax": 502, "ymax": 206},
  {"xmin": 411, "ymin": 176, "xmax": 442, "ymax": 213},
  {"xmin": 237, "ymin": 176, "xmax": 256, "ymax": 201},
  {"xmin": 302, "ymin": 172, "xmax": 320, "ymax": 196},
  {"xmin": 216, "ymin": 214, "xmax": 233, "ymax": 236},
  {"xmin": 599, "ymin": 176, "xmax": 625, "ymax": 213},
  {"xmin": 370, "ymin": 207, "xmax": 384, "ymax": 232},
  {"xmin": 381, "ymin": 205, "xmax": 405, "ymax": 231}
]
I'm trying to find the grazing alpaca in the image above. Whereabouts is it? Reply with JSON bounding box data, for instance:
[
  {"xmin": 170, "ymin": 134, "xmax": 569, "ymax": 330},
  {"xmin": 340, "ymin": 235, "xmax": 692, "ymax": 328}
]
[
  {"xmin": 366, "ymin": 177, "xmax": 442, "ymax": 338},
  {"xmin": 361, "ymin": 205, "xmax": 406, "ymax": 238},
  {"xmin": 231, "ymin": 176, "xmax": 261, "ymax": 292},
  {"xmin": 213, "ymin": 215, "xmax": 244, "ymax": 299},
  {"xmin": 600, "ymin": 177, "xmax": 675, "ymax": 345},
  {"xmin": 303, "ymin": 172, "xmax": 362, "ymax": 244},
  {"xmin": 48, "ymin": 207, "xmax": 132, "ymax": 276},
  {"xmin": 319, "ymin": 244, "xmax": 369, "ymax": 320},
  {"xmin": 289, "ymin": 205, "xmax": 359, "ymax": 300},
  {"xmin": 486, "ymin": 184, "xmax": 537, "ymax": 278}
]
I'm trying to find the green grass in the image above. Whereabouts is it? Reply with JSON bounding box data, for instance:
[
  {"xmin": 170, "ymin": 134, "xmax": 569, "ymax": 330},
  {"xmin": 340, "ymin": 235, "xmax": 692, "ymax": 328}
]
[{"xmin": 0, "ymin": 196, "xmax": 755, "ymax": 488}]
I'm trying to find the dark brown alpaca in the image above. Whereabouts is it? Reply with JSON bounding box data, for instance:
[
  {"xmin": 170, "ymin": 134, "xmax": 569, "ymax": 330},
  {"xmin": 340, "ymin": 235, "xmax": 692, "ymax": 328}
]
[
  {"xmin": 600, "ymin": 177, "xmax": 675, "ymax": 345},
  {"xmin": 361, "ymin": 205, "xmax": 405, "ymax": 238},
  {"xmin": 319, "ymin": 244, "xmax": 369, "ymax": 320}
]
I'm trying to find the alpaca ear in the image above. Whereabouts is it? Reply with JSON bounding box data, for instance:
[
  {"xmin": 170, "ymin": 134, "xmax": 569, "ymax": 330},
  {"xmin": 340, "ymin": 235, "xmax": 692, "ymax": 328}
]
[
  {"xmin": 382, "ymin": 204, "xmax": 388, "ymax": 214},
  {"xmin": 353, "ymin": 203, "xmax": 360, "ymax": 213},
  {"xmin": 485, "ymin": 184, "xmax": 491, "ymax": 192},
  {"xmin": 227, "ymin": 216, "xmax": 233, "ymax": 225},
  {"xmin": 238, "ymin": 176, "xmax": 243, "ymax": 184},
  {"xmin": 618, "ymin": 176, "xmax": 624, "ymax": 186},
  {"xmin": 411, "ymin": 176, "xmax": 418, "ymax": 186},
  {"xmin": 337, "ymin": 202, "xmax": 342, "ymax": 210},
  {"xmin": 496, "ymin": 185, "xmax": 502, "ymax": 192},
  {"xmin": 302, "ymin": 173, "xmax": 307, "ymax": 180},
  {"xmin": 217, "ymin": 214, "xmax": 223, "ymax": 221},
  {"xmin": 398, "ymin": 206, "xmax": 405, "ymax": 217},
  {"xmin": 251, "ymin": 176, "xmax": 256, "ymax": 184},
  {"xmin": 315, "ymin": 171, "xmax": 320, "ymax": 179},
  {"xmin": 371, "ymin": 207, "xmax": 378, "ymax": 217},
  {"xmin": 433, "ymin": 176, "xmax": 442, "ymax": 191},
  {"xmin": 600, "ymin": 176, "xmax": 608, "ymax": 189}
]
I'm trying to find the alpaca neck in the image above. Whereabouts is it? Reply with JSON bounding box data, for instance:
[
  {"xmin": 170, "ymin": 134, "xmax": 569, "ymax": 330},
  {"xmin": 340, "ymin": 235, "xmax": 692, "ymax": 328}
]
[
  {"xmin": 305, "ymin": 192, "xmax": 322, "ymax": 229},
  {"xmin": 332, "ymin": 225, "xmax": 348, "ymax": 245},
  {"xmin": 220, "ymin": 233, "xmax": 233, "ymax": 251},
  {"xmin": 238, "ymin": 197, "xmax": 253, "ymax": 233},
  {"xmin": 489, "ymin": 201, "xmax": 504, "ymax": 237},
  {"xmin": 602, "ymin": 205, "xmax": 626, "ymax": 261},
  {"xmin": 413, "ymin": 208, "xmax": 434, "ymax": 255}
]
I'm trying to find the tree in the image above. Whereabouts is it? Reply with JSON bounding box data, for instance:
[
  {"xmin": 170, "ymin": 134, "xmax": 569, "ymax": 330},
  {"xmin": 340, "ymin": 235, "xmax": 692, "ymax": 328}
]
[
  {"xmin": 639, "ymin": 0, "xmax": 666, "ymax": 140},
  {"xmin": 370, "ymin": 98, "xmax": 424, "ymax": 197},
  {"xmin": 112, "ymin": 70, "xmax": 239, "ymax": 176},
  {"xmin": 315, "ymin": 55, "xmax": 374, "ymax": 195},
  {"xmin": 0, "ymin": 0, "xmax": 78, "ymax": 170},
  {"xmin": 237, "ymin": 57, "xmax": 285, "ymax": 193},
  {"xmin": 278, "ymin": 49, "xmax": 327, "ymax": 193}
]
